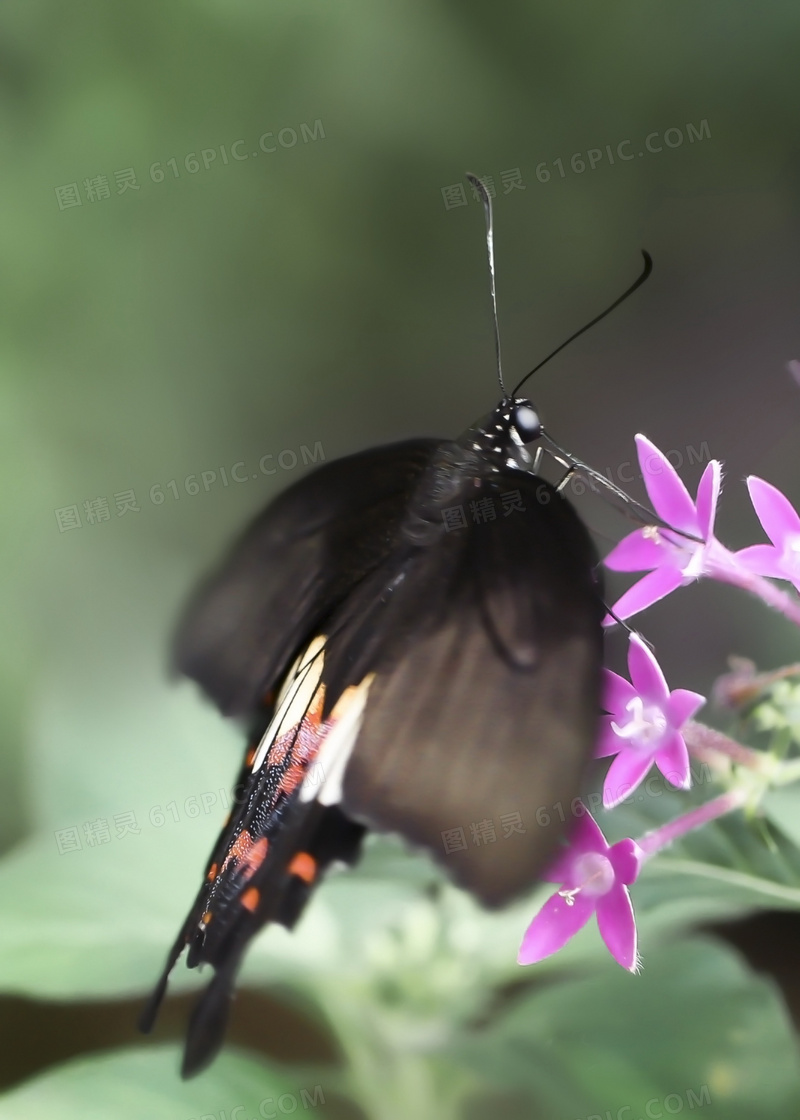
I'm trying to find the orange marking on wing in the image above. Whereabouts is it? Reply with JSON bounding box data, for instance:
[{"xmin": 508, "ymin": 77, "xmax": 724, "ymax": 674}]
[
  {"xmin": 288, "ymin": 851, "xmax": 317, "ymax": 884},
  {"xmin": 220, "ymin": 830, "xmax": 269, "ymax": 881},
  {"xmin": 241, "ymin": 887, "xmax": 260, "ymax": 912},
  {"xmin": 201, "ymin": 910, "xmax": 213, "ymax": 925},
  {"xmin": 221, "ymin": 829, "xmax": 253, "ymax": 874},
  {"xmin": 279, "ymin": 756, "xmax": 310, "ymax": 797},
  {"xmin": 308, "ymin": 683, "xmax": 326, "ymax": 720},
  {"xmin": 241, "ymin": 837, "xmax": 269, "ymax": 878},
  {"xmin": 330, "ymin": 676, "xmax": 375, "ymax": 720},
  {"xmin": 245, "ymin": 745, "xmax": 257, "ymax": 768},
  {"xmin": 206, "ymin": 862, "xmax": 218, "ymax": 882}
]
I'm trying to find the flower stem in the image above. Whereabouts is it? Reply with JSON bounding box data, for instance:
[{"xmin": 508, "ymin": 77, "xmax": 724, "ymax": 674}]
[
  {"xmin": 714, "ymin": 658, "xmax": 800, "ymax": 709},
  {"xmin": 683, "ymin": 719, "xmax": 767, "ymax": 771},
  {"xmin": 714, "ymin": 559, "xmax": 800, "ymax": 628},
  {"xmin": 637, "ymin": 789, "xmax": 747, "ymax": 857}
]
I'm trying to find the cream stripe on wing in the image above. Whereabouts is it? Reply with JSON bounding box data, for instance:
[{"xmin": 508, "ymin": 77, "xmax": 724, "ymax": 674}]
[
  {"xmin": 251, "ymin": 635, "xmax": 327, "ymax": 772},
  {"xmin": 299, "ymin": 674, "xmax": 375, "ymax": 805}
]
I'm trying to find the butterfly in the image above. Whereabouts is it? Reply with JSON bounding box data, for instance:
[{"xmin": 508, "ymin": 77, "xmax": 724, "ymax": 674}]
[{"xmin": 139, "ymin": 175, "xmax": 653, "ymax": 1076}]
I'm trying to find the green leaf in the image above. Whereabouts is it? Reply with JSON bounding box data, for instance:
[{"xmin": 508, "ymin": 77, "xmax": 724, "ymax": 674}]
[
  {"xmin": 454, "ymin": 936, "xmax": 800, "ymax": 1120},
  {"xmin": 0, "ymin": 1046, "xmax": 331, "ymax": 1120},
  {"xmin": 763, "ymin": 784, "xmax": 800, "ymax": 848}
]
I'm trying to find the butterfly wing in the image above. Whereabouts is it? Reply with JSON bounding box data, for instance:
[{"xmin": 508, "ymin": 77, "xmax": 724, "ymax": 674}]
[
  {"xmin": 173, "ymin": 439, "xmax": 440, "ymax": 716},
  {"xmin": 145, "ymin": 440, "xmax": 603, "ymax": 1074},
  {"xmin": 316, "ymin": 445, "xmax": 604, "ymax": 905}
]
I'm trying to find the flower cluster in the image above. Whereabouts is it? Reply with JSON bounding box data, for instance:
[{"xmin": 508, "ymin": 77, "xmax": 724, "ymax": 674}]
[{"xmin": 519, "ymin": 430, "xmax": 800, "ymax": 971}]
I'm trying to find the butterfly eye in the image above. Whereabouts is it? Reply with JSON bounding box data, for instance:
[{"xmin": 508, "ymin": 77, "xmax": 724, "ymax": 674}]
[{"xmin": 511, "ymin": 403, "xmax": 541, "ymax": 444}]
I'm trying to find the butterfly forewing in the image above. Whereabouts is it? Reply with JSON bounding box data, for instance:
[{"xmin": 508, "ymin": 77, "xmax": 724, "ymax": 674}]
[{"xmin": 173, "ymin": 440, "xmax": 439, "ymax": 716}]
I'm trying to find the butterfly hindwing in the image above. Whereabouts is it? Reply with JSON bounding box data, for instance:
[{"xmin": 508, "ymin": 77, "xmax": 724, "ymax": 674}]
[{"xmin": 141, "ymin": 635, "xmax": 371, "ymax": 1074}]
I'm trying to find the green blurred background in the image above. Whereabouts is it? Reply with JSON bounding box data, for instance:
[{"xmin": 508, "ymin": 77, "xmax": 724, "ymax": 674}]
[{"xmin": 2, "ymin": 1, "xmax": 800, "ymax": 1117}]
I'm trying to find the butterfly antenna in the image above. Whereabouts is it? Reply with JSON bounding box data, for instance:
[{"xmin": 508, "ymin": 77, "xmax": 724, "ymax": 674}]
[
  {"xmin": 513, "ymin": 251, "xmax": 653, "ymax": 396},
  {"xmin": 467, "ymin": 173, "xmax": 508, "ymax": 399}
]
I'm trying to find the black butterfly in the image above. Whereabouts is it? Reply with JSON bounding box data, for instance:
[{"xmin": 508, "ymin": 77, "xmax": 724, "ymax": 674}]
[{"xmin": 140, "ymin": 176, "xmax": 652, "ymax": 1076}]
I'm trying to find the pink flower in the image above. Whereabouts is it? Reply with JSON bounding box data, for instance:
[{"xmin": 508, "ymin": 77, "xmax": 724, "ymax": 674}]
[
  {"xmin": 596, "ymin": 634, "xmax": 705, "ymax": 809},
  {"xmin": 518, "ymin": 809, "xmax": 642, "ymax": 971},
  {"xmin": 603, "ymin": 435, "xmax": 735, "ymax": 623},
  {"xmin": 735, "ymin": 477, "xmax": 800, "ymax": 595}
]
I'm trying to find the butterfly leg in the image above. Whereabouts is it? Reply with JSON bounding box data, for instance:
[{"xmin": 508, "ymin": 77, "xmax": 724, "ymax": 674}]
[
  {"xmin": 539, "ymin": 428, "xmax": 701, "ymax": 543},
  {"xmin": 555, "ymin": 464, "xmax": 578, "ymax": 493}
]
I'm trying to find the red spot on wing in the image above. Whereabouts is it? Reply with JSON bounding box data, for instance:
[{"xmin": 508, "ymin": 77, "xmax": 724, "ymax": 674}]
[
  {"xmin": 221, "ymin": 829, "xmax": 256, "ymax": 877},
  {"xmin": 288, "ymin": 851, "xmax": 317, "ymax": 884},
  {"xmin": 217, "ymin": 830, "xmax": 269, "ymax": 885},
  {"xmin": 241, "ymin": 837, "xmax": 269, "ymax": 878},
  {"xmin": 241, "ymin": 887, "xmax": 260, "ymax": 912}
]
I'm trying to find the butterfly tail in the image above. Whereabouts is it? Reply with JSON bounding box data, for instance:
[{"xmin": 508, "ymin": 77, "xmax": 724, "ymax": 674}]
[
  {"xmin": 138, "ymin": 928, "xmax": 190, "ymax": 1034},
  {"xmin": 181, "ymin": 949, "xmax": 243, "ymax": 1077}
]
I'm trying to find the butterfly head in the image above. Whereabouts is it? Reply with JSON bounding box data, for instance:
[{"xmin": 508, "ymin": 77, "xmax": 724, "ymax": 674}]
[
  {"xmin": 458, "ymin": 396, "xmax": 542, "ymax": 473},
  {"xmin": 508, "ymin": 399, "xmax": 542, "ymax": 444}
]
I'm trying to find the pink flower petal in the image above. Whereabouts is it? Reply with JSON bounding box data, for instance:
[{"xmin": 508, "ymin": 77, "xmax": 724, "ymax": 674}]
[
  {"xmin": 606, "ymin": 566, "xmax": 686, "ymax": 624},
  {"xmin": 655, "ymin": 730, "xmax": 691, "ymax": 789},
  {"xmin": 734, "ymin": 544, "xmax": 787, "ymax": 580},
  {"xmin": 602, "ymin": 669, "xmax": 638, "ymax": 714},
  {"xmin": 541, "ymin": 810, "xmax": 608, "ymax": 883},
  {"xmin": 627, "ymin": 634, "xmax": 669, "ymax": 705},
  {"xmin": 747, "ymin": 476, "xmax": 800, "ymax": 545},
  {"xmin": 636, "ymin": 434, "xmax": 698, "ymax": 532},
  {"xmin": 596, "ymin": 884, "xmax": 638, "ymax": 970},
  {"xmin": 603, "ymin": 529, "xmax": 668, "ymax": 572},
  {"xmin": 603, "ymin": 750, "xmax": 654, "ymax": 809},
  {"xmin": 666, "ymin": 687, "xmax": 705, "ymax": 728},
  {"xmin": 517, "ymin": 889, "xmax": 595, "ymax": 964},
  {"xmin": 608, "ymin": 838, "xmax": 644, "ymax": 885},
  {"xmin": 541, "ymin": 845, "xmax": 580, "ymax": 885},
  {"xmin": 563, "ymin": 810, "xmax": 609, "ymax": 862},
  {"xmin": 595, "ymin": 716, "xmax": 628, "ymax": 759},
  {"xmin": 695, "ymin": 461, "xmax": 722, "ymax": 539}
]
